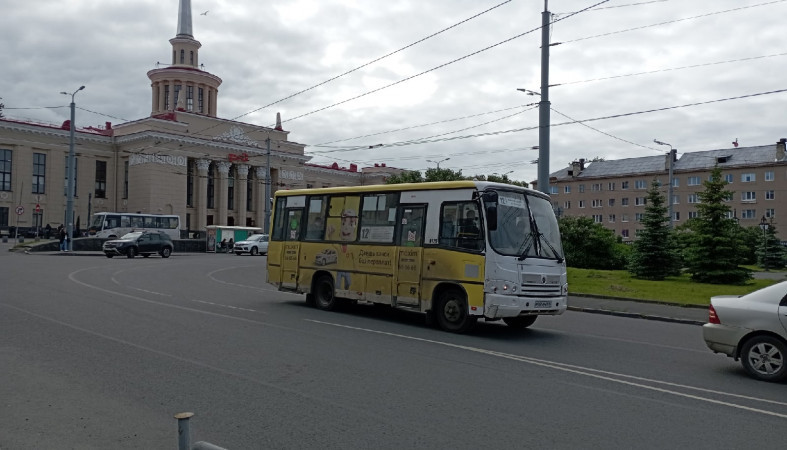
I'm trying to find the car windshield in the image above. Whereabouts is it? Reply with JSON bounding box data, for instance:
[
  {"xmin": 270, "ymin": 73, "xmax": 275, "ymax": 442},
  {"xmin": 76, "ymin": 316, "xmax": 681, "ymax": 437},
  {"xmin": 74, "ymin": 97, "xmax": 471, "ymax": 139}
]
[
  {"xmin": 485, "ymin": 189, "xmax": 564, "ymax": 261},
  {"xmin": 249, "ymin": 234, "xmax": 268, "ymax": 242},
  {"xmin": 120, "ymin": 232, "xmax": 143, "ymax": 239}
]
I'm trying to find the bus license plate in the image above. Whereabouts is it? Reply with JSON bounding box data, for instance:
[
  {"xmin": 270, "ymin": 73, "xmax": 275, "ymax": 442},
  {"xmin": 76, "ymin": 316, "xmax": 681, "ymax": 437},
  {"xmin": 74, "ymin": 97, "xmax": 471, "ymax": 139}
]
[{"xmin": 534, "ymin": 301, "xmax": 552, "ymax": 308}]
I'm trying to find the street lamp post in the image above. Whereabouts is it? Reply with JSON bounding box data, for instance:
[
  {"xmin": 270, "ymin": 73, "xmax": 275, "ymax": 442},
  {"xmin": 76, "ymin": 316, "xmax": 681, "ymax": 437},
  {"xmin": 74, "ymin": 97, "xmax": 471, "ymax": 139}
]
[
  {"xmin": 760, "ymin": 216, "xmax": 770, "ymax": 271},
  {"xmin": 426, "ymin": 157, "xmax": 450, "ymax": 169},
  {"xmin": 61, "ymin": 86, "xmax": 85, "ymax": 251},
  {"xmin": 654, "ymin": 139, "xmax": 677, "ymax": 228}
]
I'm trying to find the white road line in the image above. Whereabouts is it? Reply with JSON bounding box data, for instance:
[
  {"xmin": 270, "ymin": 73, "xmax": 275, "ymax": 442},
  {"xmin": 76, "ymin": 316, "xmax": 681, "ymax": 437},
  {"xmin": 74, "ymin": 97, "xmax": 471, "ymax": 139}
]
[{"xmin": 306, "ymin": 319, "xmax": 787, "ymax": 418}]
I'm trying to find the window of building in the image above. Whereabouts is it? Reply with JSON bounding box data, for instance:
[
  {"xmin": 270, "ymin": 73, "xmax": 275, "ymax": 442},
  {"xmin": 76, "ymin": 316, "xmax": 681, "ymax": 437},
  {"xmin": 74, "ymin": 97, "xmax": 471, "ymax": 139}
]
[
  {"xmin": 635, "ymin": 213, "xmax": 644, "ymax": 222},
  {"xmin": 687, "ymin": 193, "xmax": 699, "ymax": 203},
  {"xmin": 32, "ymin": 153, "xmax": 46, "ymax": 194},
  {"xmin": 608, "ymin": 182, "xmax": 615, "ymax": 191},
  {"xmin": 672, "ymin": 211, "xmax": 680, "ymax": 221},
  {"xmin": 724, "ymin": 174, "xmax": 733, "ymax": 183},
  {"xmin": 187, "ymin": 86, "xmax": 194, "ymax": 111},
  {"xmin": 64, "ymin": 156, "xmax": 77, "ymax": 196},
  {"xmin": 608, "ymin": 198, "xmax": 615, "ymax": 207},
  {"xmin": 227, "ymin": 167, "xmax": 235, "ymax": 210},
  {"xmin": 564, "ymin": 185, "xmax": 571, "ymax": 194},
  {"xmin": 672, "ymin": 178, "xmax": 679, "ymax": 187},
  {"xmin": 592, "ymin": 199, "xmax": 602, "ymax": 208},
  {"xmin": 765, "ymin": 171, "xmax": 774, "ymax": 181},
  {"xmin": 687, "ymin": 176, "xmax": 700, "ymax": 186},
  {"xmin": 742, "ymin": 191, "xmax": 756, "ymax": 202},
  {"xmin": 592, "ymin": 183, "xmax": 602, "ymax": 192},
  {"xmin": 198, "ymin": 88, "xmax": 204, "ymax": 113},
  {"xmin": 741, "ymin": 209, "xmax": 756, "ymax": 219},
  {"xmin": 622, "ymin": 214, "xmax": 629, "ymax": 222},
  {"xmin": 207, "ymin": 164, "xmax": 215, "ymax": 209},
  {"xmin": 0, "ymin": 206, "xmax": 8, "ymax": 227},
  {"xmin": 247, "ymin": 171, "xmax": 254, "ymax": 211},
  {"xmin": 621, "ymin": 229, "xmax": 629, "ymax": 238},
  {"xmin": 688, "ymin": 211, "xmax": 698, "ymax": 219},
  {"xmin": 765, "ymin": 208, "xmax": 775, "ymax": 219},
  {"xmin": 741, "ymin": 173, "xmax": 755, "ymax": 182},
  {"xmin": 766, "ymin": 190, "xmax": 775, "ymax": 200},
  {"xmin": 123, "ymin": 161, "xmax": 129, "ymax": 199},
  {"xmin": 672, "ymin": 195, "xmax": 679, "ymax": 205},
  {"xmin": 564, "ymin": 201, "xmax": 571, "ymax": 209},
  {"xmin": 0, "ymin": 149, "xmax": 11, "ymax": 191},
  {"xmin": 180, "ymin": 49, "xmax": 185, "ymax": 64},
  {"xmin": 578, "ymin": 184, "xmax": 585, "ymax": 193},
  {"xmin": 635, "ymin": 180, "xmax": 647, "ymax": 189},
  {"xmin": 190, "ymin": 51, "xmax": 194, "ymax": 65},
  {"xmin": 164, "ymin": 85, "xmax": 170, "ymax": 110},
  {"xmin": 174, "ymin": 84, "xmax": 182, "ymax": 108},
  {"xmin": 621, "ymin": 197, "xmax": 629, "ymax": 206},
  {"xmin": 621, "ymin": 181, "xmax": 629, "ymax": 190},
  {"xmin": 186, "ymin": 160, "xmax": 194, "ymax": 207},
  {"xmin": 549, "ymin": 186, "xmax": 558, "ymax": 194},
  {"xmin": 635, "ymin": 197, "xmax": 647, "ymax": 206},
  {"xmin": 592, "ymin": 214, "xmax": 603, "ymax": 223},
  {"xmin": 608, "ymin": 214, "xmax": 616, "ymax": 223},
  {"xmin": 578, "ymin": 200, "xmax": 585, "ymax": 208},
  {"xmin": 95, "ymin": 160, "xmax": 107, "ymax": 198}
]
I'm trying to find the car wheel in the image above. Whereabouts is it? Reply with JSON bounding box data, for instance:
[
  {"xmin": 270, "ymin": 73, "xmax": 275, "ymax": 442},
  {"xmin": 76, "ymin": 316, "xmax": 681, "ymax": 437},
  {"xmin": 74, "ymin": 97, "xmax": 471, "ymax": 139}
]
[
  {"xmin": 142, "ymin": 254, "xmax": 150, "ymax": 258},
  {"xmin": 250, "ymin": 247, "xmax": 258, "ymax": 256},
  {"xmin": 740, "ymin": 335, "xmax": 787, "ymax": 382},
  {"xmin": 313, "ymin": 274, "xmax": 338, "ymax": 311},
  {"xmin": 105, "ymin": 254, "xmax": 114, "ymax": 258},
  {"xmin": 435, "ymin": 289, "xmax": 476, "ymax": 333},
  {"xmin": 126, "ymin": 247, "xmax": 136, "ymax": 258},
  {"xmin": 160, "ymin": 247, "xmax": 171, "ymax": 258},
  {"xmin": 503, "ymin": 315, "xmax": 538, "ymax": 329}
]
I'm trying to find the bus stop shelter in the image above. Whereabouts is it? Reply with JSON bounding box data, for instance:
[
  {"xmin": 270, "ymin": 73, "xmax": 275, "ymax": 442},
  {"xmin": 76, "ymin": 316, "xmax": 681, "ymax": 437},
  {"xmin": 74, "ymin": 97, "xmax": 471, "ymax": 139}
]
[{"xmin": 205, "ymin": 225, "xmax": 262, "ymax": 253}]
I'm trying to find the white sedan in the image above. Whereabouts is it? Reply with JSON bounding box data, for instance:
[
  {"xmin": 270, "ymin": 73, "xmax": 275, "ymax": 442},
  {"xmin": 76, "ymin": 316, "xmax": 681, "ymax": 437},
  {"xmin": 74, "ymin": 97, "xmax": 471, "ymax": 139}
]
[
  {"xmin": 233, "ymin": 234, "xmax": 269, "ymax": 256},
  {"xmin": 703, "ymin": 281, "xmax": 787, "ymax": 382}
]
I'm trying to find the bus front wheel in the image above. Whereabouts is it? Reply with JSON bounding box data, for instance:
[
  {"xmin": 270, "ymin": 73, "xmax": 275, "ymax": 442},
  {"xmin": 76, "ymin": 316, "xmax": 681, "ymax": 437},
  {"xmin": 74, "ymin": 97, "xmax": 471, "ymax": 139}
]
[
  {"xmin": 314, "ymin": 275, "xmax": 338, "ymax": 311},
  {"xmin": 435, "ymin": 289, "xmax": 476, "ymax": 333}
]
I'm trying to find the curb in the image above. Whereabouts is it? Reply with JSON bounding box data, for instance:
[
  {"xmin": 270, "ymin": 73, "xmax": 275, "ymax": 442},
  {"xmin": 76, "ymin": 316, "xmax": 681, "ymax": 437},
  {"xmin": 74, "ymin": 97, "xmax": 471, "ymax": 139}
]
[{"xmin": 567, "ymin": 306, "xmax": 705, "ymax": 326}]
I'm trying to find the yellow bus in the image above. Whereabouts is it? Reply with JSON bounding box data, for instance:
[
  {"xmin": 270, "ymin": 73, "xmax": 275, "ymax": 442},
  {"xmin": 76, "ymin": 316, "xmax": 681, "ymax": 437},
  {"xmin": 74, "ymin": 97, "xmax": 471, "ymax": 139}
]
[{"xmin": 267, "ymin": 180, "xmax": 567, "ymax": 333}]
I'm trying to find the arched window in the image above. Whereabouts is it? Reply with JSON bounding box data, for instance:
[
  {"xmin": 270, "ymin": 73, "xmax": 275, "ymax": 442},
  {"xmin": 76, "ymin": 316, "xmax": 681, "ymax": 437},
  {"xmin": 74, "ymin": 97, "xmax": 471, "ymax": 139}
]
[
  {"xmin": 180, "ymin": 49, "xmax": 185, "ymax": 64},
  {"xmin": 190, "ymin": 51, "xmax": 194, "ymax": 65}
]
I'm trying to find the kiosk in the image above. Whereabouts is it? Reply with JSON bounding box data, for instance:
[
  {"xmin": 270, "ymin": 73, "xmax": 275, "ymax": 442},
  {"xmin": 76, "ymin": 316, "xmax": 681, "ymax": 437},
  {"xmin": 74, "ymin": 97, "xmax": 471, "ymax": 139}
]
[{"xmin": 205, "ymin": 225, "xmax": 263, "ymax": 253}]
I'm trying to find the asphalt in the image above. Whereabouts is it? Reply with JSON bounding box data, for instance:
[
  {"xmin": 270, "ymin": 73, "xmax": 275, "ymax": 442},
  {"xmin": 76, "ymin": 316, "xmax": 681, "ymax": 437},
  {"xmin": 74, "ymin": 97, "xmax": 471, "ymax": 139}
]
[{"xmin": 5, "ymin": 237, "xmax": 784, "ymax": 327}]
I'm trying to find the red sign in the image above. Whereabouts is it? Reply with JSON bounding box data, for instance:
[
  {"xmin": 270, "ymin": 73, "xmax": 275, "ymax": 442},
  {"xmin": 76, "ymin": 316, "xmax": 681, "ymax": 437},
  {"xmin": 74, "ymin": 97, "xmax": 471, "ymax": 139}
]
[
  {"xmin": 228, "ymin": 153, "xmax": 249, "ymax": 162},
  {"xmin": 35, "ymin": 204, "xmax": 40, "ymax": 213}
]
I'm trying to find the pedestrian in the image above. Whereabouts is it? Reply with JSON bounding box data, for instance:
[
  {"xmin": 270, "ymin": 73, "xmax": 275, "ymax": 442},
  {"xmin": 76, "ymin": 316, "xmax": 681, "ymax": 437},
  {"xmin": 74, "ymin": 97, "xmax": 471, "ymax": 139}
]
[
  {"xmin": 227, "ymin": 238, "xmax": 234, "ymax": 254},
  {"xmin": 220, "ymin": 238, "xmax": 227, "ymax": 253},
  {"xmin": 44, "ymin": 223, "xmax": 52, "ymax": 239},
  {"xmin": 58, "ymin": 225, "xmax": 67, "ymax": 252}
]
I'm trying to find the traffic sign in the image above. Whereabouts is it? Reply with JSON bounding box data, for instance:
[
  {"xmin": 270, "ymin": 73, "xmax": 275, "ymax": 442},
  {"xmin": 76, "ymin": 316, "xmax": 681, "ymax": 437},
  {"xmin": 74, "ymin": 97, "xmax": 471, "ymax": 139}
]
[
  {"xmin": 15, "ymin": 205, "xmax": 24, "ymax": 215},
  {"xmin": 35, "ymin": 204, "xmax": 40, "ymax": 213}
]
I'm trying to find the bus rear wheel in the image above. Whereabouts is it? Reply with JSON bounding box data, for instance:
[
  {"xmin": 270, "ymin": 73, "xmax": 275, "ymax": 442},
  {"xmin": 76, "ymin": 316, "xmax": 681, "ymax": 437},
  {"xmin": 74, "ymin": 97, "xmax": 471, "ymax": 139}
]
[
  {"xmin": 503, "ymin": 315, "xmax": 537, "ymax": 329},
  {"xmin": 314, "ymin": 275, "xmax": 338, "ymax": 311},
  {"xmin": 435, "ymin": 289, "xmax": 476, "ymax": 333}
]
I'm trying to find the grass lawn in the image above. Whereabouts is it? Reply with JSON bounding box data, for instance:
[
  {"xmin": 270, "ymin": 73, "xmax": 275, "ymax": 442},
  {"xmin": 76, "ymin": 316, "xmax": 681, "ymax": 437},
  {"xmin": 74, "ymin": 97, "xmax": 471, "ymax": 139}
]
[{"xmin": 568, "ymin": 267, "xmax": 786, "ymax": 306}]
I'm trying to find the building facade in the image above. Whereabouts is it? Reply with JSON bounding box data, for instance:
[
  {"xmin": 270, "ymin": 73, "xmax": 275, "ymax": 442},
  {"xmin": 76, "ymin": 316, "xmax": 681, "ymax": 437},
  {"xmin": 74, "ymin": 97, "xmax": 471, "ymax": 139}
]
[
  {"xmin": 0, "ymin": 0, "xmax": 402, "ymax": 237},
  {"xmin": 549, "ymin": 139, "xmax": 787, "ymax": 241}
]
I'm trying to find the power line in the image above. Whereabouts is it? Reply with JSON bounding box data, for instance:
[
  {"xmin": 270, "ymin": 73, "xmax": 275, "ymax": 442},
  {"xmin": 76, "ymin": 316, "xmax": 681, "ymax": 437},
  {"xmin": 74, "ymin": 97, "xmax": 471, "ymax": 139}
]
[
  {"xmin": 557, "ymin": 0, "xmax": 787, "ymax": 45},
  {"xmin": 280, "ymin": 1, "xmax": 611, "ymax": 125},
  {"xmin": 549, "ymin": 107, "xmax": 660, "ymax": 152},
  {"xmin": 552, "ymin": 52, "xmax": 787, "ymax": 87}
]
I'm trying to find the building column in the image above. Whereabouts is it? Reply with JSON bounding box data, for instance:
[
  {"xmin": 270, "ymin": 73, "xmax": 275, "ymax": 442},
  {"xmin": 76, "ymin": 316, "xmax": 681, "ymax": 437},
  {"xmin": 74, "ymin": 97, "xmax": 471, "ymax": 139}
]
[
  {"xmin": 217, "ymin": 161, "xmax": 231, "ymax": 225},
  {"xmin": 237, "ymin": 164, "xmax": 249, "ymax": 227},
  {"xmin": 255, "ymin": 166, "xmax": 267, "ymax": 230},
  {"xmin": 196, "ymin": 159, "xmax": 210, "ymax": 232}
]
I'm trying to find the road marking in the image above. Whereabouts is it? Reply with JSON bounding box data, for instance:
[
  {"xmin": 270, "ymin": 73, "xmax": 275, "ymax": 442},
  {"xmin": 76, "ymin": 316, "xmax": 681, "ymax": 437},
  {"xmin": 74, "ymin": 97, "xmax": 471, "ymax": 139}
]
[
  {"xmin": 191, "ymin": 299, "xmax": 259, "ymax": 313},
  {"xmin": 306, "ymin": 319, "xmax": 787, "ymax": 418}
]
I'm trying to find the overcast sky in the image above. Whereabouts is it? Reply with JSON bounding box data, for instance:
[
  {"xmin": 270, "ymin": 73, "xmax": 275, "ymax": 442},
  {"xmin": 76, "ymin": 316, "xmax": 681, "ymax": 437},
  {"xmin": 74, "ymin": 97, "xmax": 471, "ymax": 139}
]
[{"xmin": 1, "ymin": 0, "xmax": 785, "ymax": 183}]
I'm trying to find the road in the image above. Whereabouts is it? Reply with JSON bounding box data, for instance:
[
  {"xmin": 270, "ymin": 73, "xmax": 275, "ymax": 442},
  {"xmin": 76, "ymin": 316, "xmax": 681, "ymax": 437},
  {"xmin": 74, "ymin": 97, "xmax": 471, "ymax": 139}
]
[{"xmin": 1, "ymin": 250, "xmax": 784, "ymax": 449}]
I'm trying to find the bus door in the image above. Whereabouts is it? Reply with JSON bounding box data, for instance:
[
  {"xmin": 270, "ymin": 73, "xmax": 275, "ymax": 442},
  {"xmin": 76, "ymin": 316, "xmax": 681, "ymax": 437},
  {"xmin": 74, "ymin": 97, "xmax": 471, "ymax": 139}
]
[
  {"xmin": 271, "ymin": 195, "xmax": 305, "ymax": 290},
  {"xmin": 280, "ymin": 208, "xmax": 304, "ymax": 290},
  {"xmin": 394, "ymin": 205, "xmax": 426, "ymax": 307}
]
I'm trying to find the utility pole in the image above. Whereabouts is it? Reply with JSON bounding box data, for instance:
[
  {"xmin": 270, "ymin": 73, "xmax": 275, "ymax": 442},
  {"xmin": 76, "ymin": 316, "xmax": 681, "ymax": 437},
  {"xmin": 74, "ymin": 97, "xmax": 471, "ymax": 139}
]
[
  {"xmin": 264, "ymin": 137, "xmax": 271, "ymax": 235},
  {"xmin": 537, "ymin": 0, "xmax": 551, "ymax": 195},
  {"xmin": 668, "ymin": 148, "xmax": 676, "ymax": 228},
  {"xmin": 61, "ymin": 86, "xmax": 85, "ymax": 251}
]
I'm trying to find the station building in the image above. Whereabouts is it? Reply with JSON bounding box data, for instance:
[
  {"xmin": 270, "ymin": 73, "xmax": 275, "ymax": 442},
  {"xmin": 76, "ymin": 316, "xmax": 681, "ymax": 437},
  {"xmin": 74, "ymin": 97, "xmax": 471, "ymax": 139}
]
[{"xmin": 0, "ymin": 0, "xmax": 402, "ymax": 237}]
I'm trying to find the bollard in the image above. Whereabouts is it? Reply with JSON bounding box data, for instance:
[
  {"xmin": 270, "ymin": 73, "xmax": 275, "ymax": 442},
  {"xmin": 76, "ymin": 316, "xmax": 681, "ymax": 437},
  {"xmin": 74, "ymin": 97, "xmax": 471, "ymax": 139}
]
[{"xmin": 175, "ymin": 412, "xmax": 194, "ymax": 450}]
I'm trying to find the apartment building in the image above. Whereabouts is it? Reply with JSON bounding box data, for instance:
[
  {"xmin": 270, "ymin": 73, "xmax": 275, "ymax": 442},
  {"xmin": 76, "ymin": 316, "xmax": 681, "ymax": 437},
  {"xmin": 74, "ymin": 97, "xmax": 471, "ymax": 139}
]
[{"xmin": 548, "ymin": 139, "xmax": 787, "ymax": 241}]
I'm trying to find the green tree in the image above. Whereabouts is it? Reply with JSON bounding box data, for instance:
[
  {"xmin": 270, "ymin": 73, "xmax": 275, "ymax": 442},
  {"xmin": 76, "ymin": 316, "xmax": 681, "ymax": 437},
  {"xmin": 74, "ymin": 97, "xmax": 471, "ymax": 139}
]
[
  {"xmin": 756, "ymin": 220, "xmax": 786, "ymax": 270},
  {"xmin": 386, "ymin": 167, "xmax": 466, "ymax": 184},
  {"xmin": 559, "ymin": 216, "xmax": 630, "ymax": 269},
  {"xmin": 682, "ymin": 166, "xmax": 751, "ymax": 284},
  {"xmin": 628, "ymin": 180, "xmax": 681, "ymax": 280}
]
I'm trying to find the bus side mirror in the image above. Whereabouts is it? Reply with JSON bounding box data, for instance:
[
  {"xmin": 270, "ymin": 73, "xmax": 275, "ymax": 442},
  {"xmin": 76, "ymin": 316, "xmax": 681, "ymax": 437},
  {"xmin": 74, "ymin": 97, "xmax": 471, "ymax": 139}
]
[{"xmin": 485, "ymin": 205, "xmax": 498, "ymax": 231}]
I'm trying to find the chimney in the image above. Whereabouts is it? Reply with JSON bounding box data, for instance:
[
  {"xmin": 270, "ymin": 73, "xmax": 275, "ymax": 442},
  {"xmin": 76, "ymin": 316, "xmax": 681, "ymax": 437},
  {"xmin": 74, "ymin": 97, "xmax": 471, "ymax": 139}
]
[
  {"xmin": 105, "ymin": 122, "xmax": 112, "ymax": 130},
  {"xmin": 274, "ymin": 112, "xmax": 283, "ymax": 131},
  {"xmin": 579, "ymin": 158, "xmax": 586, "ymax": 170},
  {"xmin": 777, "ymin": 138, "xmax": 786, "ymax": 161},
  {"xmin": 570, "ymin": 160, "xmax": 582, "ymax": 177}
]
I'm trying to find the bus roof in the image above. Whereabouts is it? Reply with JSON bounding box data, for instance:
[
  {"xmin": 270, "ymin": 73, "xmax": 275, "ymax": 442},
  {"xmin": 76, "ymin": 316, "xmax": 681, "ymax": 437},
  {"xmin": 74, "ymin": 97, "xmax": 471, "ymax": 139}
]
[{"xmin": 275, "ymin": 180, "xmax": 548, "ymax": 200}]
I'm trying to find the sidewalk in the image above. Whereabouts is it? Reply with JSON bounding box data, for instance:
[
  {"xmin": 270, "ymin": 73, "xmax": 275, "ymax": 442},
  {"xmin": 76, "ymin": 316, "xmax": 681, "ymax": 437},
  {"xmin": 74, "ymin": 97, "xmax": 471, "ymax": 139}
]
[{"xmin": 568, "ymin": 295, "xmax": 708, "ymax": 325}]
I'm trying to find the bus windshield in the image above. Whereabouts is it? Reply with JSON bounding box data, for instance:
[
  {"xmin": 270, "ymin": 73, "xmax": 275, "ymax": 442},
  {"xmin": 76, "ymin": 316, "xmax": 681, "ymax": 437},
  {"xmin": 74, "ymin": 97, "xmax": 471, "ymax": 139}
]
[{"xmin": 486, "ymin": 189, "xmax": 563, "ymax": 261}]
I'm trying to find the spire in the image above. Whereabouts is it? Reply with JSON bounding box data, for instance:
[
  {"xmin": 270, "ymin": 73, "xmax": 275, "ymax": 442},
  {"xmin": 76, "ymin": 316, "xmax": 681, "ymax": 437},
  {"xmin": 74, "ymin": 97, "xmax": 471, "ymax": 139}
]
[{"xmin": 177, "ymin": 0, "xmax": 194, "ymax": 38}]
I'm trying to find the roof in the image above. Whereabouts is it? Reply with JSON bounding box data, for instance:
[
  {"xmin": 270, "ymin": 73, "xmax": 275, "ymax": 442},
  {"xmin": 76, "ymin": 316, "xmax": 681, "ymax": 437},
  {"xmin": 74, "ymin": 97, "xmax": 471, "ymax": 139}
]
[
  {"xmin": 551, "ymin": 155, "xmax": 667, "ymax": 180},
  {"xmin": 675, "ymin": 145, "xmax": 778, "ymax": 171}
]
